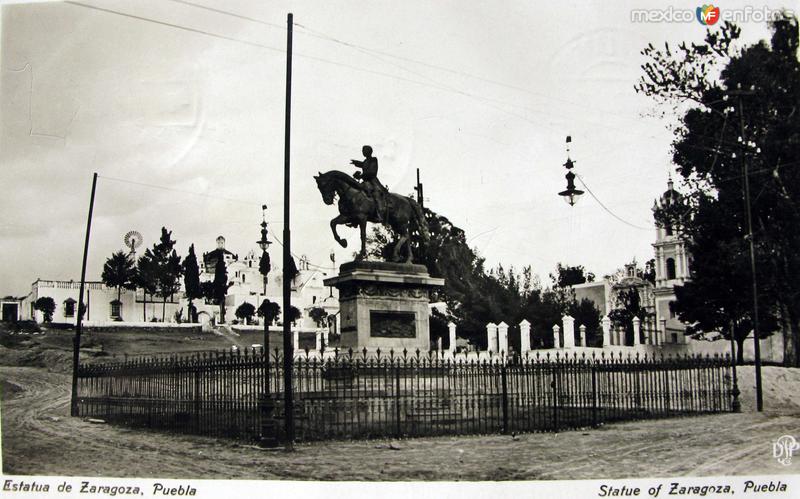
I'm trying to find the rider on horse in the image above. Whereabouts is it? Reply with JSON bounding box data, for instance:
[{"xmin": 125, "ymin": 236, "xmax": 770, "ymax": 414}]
[{"xmin": 350, "ymin": 145, "xmax": 387, "ymax": 222}]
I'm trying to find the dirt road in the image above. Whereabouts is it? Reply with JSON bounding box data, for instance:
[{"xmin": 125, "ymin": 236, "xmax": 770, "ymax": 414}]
[{"xmin": 2, "ymin": 365, "xmax": 799, "ymax": 480}]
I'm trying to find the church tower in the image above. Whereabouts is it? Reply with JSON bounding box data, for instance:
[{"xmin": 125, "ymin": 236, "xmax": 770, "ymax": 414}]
[{"xmin": 652, "ymin": 177, "xmax": 690, "ymax": 343}]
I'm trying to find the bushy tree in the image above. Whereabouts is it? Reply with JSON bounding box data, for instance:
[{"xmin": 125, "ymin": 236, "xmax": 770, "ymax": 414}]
[
  {"xmin": 101, "ymin": 251, "xmax": 137, "ymax": 316},
  {"xmin": 34, "ymin": 296, "xmax": 56, "ymax": 323},
  {"xmin": 257, "ymin": 299, "xmax": 281, "ymax": 326},
  {"xmin": 286, "ymin": 305, "xmax": 302, "ymax": 325},
  {"xmin": 637, "ymin": 16, "xmax": 797, "ymax": 364},
  {"xmin": 235, "ymin": 302, "xmax": 256, "ymax": 325},
  {"xmin": 308, "ymin": 306, "xmax": 328, "ymax": 328}
]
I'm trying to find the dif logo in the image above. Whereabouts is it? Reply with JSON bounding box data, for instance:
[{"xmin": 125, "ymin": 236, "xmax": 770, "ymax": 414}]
[{"xmin": 696, "ymin": 4, "xmax": 721, "ymax": 25}]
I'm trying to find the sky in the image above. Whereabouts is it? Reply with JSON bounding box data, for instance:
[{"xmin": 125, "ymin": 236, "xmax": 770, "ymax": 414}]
[{"xmin": 0, "ymin": 0, "xmax": 786, "ymax": 296}]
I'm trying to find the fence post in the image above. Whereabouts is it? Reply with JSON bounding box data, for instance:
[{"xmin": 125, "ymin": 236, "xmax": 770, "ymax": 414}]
[
  {"xmin": 501, "ymin": 364, "xmax": 509, "ymax": 434},
  {"xmin": 591, "ymin": 363, "xmax": 598, "ymax": 427},
  {"xmin": 394, "ymin": 361, "xmax": 401, "ymax": 439},
  {"xmin": 551, "ymin": 363, "xmax": 559, "ymax": 430},
  {"xmin": 602, "ymin": 316, "xmax": 611, "ymax": 347}
]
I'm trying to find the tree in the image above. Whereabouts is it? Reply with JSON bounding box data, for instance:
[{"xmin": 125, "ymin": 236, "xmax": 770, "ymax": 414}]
[
  {"xmin": 135, "ymin": 253, "xmax": 158, "ymax": 322},
  {"xmin": 568, "ymin": 297, "xmax": 603, "ymax": 347},
  {"xmin": 141, "ymin": 228, "xmax": 183, "ymax": 321},
  {"xmin": 182, "ymin": 244, "xmax": 202, "ymax": 323},
  {"xmin": 211, "ymin": 256, "xmax": 229, "ymax": 323},
  {"xmin": 257, "ymin": 299, "xmax": 281, "ymax": 326},
  {"xmin": 550, "ymin": 263, "xmax": 595, "ymax": 288},
  {"xmin": 637, "ymin": 15, "xmax": 798, "ymax": 364},
  {"xmin": 308, "ymin": 306, "xmax": 328, "ymax": 328},
  {"xmin": 101, "ymin": 251, "xmax": 137, "ymax": 319},
  {"xmin": 286, "ymin": 305, "xmax": 302, "ymax": 325},
  {"xmin": 235, "ymin": 302, "xmax": 256, "ymax": 325},
  {"xmin": 33, "ymin": 297, "xmax": 56, "ymax": 323},
  {"xmin": 258, "ymin": 250, "xmax": 271, "ymax": 294}
]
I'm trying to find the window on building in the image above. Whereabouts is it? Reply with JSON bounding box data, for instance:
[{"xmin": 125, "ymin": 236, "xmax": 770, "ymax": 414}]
[
  {"xmin": 110, "ymin": 300, "xmax": 121, "ymax": 319},
  {"xmin": 666, "ymin": 258, "xmax": 676, "ymax": 280},
  {"xmin": 669, "ymin": 301, "xmax": 676, "ymax": 319},
  {"xmin": 665, "ymin": 224, "xmax": 673, "ymax": 236},
  {"xmin": 242, "ymin": 274, "xmax": 246, "ymax": 283},
  {"xmin": 64, "ymin": 299, "xmax": 76, "ymax": 318}
]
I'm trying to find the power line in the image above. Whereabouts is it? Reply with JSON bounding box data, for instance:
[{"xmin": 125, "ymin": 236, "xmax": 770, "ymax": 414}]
[
  {"xmin": 89, "ymin": 0, "xmax": 662, "ymax": 141},
  {"xmin": 98, "ymin": 174, "xmax": 265, "ymax": 208},
  {"xmin": 575, "ymin": 174, "xmax": 654, "ymax": 231}
]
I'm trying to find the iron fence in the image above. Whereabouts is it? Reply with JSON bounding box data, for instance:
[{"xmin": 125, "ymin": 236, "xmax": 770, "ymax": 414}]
[{"xmin": 76, "ymin": 349, "xmax": 734, "ymax": 442}]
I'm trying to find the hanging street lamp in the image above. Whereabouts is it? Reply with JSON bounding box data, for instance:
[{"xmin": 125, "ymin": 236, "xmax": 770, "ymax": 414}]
[{"xmin": 558, "ymin": 135, "xmax": 584, "ymax": 206}]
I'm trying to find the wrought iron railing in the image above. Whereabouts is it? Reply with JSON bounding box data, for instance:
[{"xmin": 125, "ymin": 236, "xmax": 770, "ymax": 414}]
[{"xmin": 76, "ymin": 349, "xmax": 734, "ymax": 442}]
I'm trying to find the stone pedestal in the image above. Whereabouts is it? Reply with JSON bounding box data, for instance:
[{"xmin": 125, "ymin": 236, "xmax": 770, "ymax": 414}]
[
  {"xmin": 447, "ymin": 322, "xmax": 457, "ymax": 354},
  {"xmin": 519, "ymin": 319, "xmax": 531, "ymax": 353},
  {"xmin": 323, "ymin": 261, "xmax": 444, "ymax": 351},
  {"xmin": 562, "ymin": 315, "xmax": 575, "ymax": 348}
]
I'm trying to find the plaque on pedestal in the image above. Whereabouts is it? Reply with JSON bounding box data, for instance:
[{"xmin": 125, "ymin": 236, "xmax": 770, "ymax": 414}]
[{"xmin": 323, "ymin": 261, "xmax": 444, "ymax": 351}]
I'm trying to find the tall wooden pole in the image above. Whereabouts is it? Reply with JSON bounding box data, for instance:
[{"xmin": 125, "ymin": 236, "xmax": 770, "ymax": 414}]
[
  {"xmin": 737, "ymin": 92, "xmax": 763, "ymax": 412},
  {"xmin": 71, "ymin": 172, "xmax": 98, "ymax": 417},
  {"xmin": 282, "ymin": 12, "xmax": 295, "ymax": 448}
]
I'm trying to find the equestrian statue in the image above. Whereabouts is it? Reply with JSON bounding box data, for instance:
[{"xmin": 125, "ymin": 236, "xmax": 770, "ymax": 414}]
[{"xmin": 314, "ymin": 145, "xmax": 429, "ymax": 263}]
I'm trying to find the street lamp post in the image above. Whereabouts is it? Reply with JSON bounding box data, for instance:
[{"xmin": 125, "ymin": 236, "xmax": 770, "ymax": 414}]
[
  {"xmin": 558, "ymin": 135, "xmax": 584, "ymax": 206},
  {"xmin": 257, "ymin": 205, "xmax": 278, "ymax": 447}
]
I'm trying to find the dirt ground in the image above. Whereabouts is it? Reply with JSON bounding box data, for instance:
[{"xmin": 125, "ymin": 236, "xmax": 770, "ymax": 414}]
[{"xmin": 2, "ymin": 356, "xmax": 799, "ymax": 480}]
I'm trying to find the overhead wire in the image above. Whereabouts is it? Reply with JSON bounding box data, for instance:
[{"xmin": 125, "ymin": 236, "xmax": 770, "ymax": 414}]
[{"xmin": 68, "ymin": 1, "xmax": 668, "ymax": 237}]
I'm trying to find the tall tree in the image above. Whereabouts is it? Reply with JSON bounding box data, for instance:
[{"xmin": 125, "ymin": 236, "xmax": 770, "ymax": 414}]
[
  {"xmin": 143, "ymin": 228, "xmax": 183, "ymax": 321},
  {"xmin": 135, "ymin": 253, "xmax": 158, "ymax": 321},
  {"xmin": 211, "ymin": 255, "xmax": 230, "ymax": 323},
  {"xmin": 637, "ymin": 16, "xmax": 798, "ymax": 364},
  {"xmin": 258, "ymin": 250, "xmax": 271, "ymax": 294},
  {"xmin": 101, "ymin": 251, "xmax": 137, "ymax": 318},
  {"xmin": 182, "ymin": 244, "xmax": 202, "ymax": 323}
]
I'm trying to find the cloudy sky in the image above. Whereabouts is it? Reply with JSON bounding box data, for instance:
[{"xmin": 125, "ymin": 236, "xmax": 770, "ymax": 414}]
[{"xmin": 0, "ymin": 0, "xmax": 784, "ymax": 296}]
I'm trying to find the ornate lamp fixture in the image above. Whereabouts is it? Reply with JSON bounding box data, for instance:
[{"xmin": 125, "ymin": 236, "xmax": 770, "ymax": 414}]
[{"xmin": 558, "ymin": 135, "xmax": 584, "ymax": 206}]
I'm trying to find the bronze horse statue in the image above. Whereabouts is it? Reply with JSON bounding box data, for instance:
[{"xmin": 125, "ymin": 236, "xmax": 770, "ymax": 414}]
[{"xmin": 314, "ymin": 170, "xmax": 429, "ymax": 263}]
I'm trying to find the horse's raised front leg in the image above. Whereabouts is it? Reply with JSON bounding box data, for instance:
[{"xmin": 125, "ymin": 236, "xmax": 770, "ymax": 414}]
[{"xmin": 330, "ymin": 214, "xmax": 349, "ymax": 248}]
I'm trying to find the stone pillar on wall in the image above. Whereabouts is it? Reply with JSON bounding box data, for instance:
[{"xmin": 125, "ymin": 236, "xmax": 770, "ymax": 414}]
[
  {"xmin": 552, "ymin": 324, "xmax": 561, "ymax": 349},
  {"xmin": 497, "ymin": 321, "xmax": 509, "ymax": 355},
  {"xmin": 602, "ymin": 316, "xmax": 611, "ymax": 347},
  {"xmin": 579, "ymin": 325, "xmax": 587, "ymax": 347},
  {"xmin": 486, "ymin": 322, "xmax": 498, "ymax": 352},
  {"xmin": 660, "ymin": 318, "xmax": 667, "ymax": 344},
  {"xmin": 562, "ymin": 315, "xmax": 575, "ymax": 348},
  {"xmin": 632, "ymin": 317, "xmax": 641, "ymax": 346},
  {"xmin": 293, "ymin": 329, "xmax": 299, "ymax": 352},
  {"xmin": 519, "ymin": 319, "xmax": 531, "ymax": 353},
  {"xmin": 315, "ymin": 330, "xmax": 322, "ymax": 351},
  {"xmin": 448, "ymin": 322, "xmax": 457, "ymax": 354},
  {"xmin": 616, "ymin": 326, "xmax": 625, "ymax": 346}
]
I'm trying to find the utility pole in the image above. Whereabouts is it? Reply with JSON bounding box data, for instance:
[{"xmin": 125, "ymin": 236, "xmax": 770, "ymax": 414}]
[
  {"xmin": 71, "ymin": 172, "xmax": 98, "ymax": 417},
  {"xmin": 731, "ymin": 87, "xmax": 763, "ymax": 412},
  {"xmin": 282, "ymin": 12, "xmax": 295, "ymax": 448}
]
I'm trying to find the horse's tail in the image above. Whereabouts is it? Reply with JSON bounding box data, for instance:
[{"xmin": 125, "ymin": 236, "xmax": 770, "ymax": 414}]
[{"xmin": 410, "ymin": 198, "xmax": 430, "ymax": 242}]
